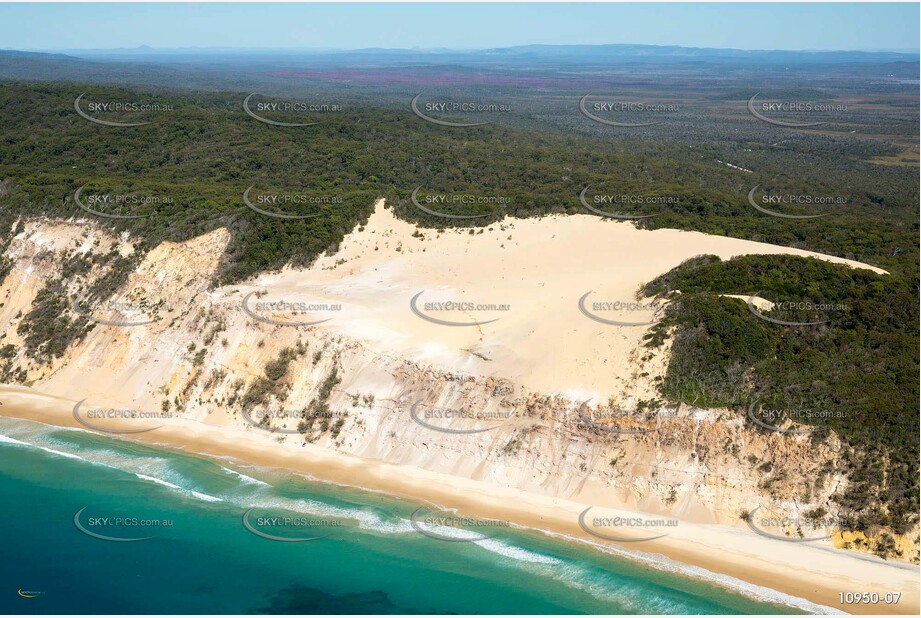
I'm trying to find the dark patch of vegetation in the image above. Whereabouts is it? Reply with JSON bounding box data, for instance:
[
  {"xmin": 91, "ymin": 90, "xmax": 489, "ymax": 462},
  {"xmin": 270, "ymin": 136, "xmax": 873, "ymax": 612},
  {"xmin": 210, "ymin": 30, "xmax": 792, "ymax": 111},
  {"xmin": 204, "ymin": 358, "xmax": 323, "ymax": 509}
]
[
  {"xmin": 242, "ymin": 342, "xmax": 308, "ymax": 409},
  {"xmin": 17, "ymin": 277, "xmax": 93, "ymax": 360},
  {"xmin": 297, "ymin": 366, "xmax": 343, "ymax": 435}
]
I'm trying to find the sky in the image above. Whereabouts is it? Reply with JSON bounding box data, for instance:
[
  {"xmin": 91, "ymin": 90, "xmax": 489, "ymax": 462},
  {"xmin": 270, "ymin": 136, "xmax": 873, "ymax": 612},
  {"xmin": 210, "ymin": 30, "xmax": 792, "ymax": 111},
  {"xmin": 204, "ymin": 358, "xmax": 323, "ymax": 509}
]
[{"xmin": 0, "ymin": 2, "xmax": 918, "ymax": 53}]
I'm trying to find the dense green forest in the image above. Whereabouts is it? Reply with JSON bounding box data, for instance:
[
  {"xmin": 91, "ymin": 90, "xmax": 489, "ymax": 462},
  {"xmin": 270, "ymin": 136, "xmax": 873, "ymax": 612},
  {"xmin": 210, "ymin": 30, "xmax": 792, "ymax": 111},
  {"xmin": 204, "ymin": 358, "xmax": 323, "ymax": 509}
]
[
  {"xmin": 0, "ymin": 83, "xmax": 916, "ymax": 281},
  {"xmin": 643, "ymin": 254, "xmax": 918, "ymax": 538},
  {"xmin": 0, "ymin": 82, "xmax": 917, "ymax": 545}
]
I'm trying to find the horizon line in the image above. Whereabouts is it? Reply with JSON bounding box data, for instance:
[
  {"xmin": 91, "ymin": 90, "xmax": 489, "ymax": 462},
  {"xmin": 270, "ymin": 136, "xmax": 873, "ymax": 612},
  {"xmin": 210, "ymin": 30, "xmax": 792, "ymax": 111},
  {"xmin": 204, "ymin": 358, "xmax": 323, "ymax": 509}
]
[{"xmin": 15, "ymin": 43, "xmax": 921, "ymax": 56}]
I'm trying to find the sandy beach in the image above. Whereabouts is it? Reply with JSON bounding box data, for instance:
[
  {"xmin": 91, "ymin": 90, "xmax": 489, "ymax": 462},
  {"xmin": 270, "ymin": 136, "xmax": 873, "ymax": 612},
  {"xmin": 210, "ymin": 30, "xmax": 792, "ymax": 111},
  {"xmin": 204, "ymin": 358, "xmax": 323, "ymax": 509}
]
[{"xmin": 2, "ymin": 383, "xmax": 917, "ymax": 615}]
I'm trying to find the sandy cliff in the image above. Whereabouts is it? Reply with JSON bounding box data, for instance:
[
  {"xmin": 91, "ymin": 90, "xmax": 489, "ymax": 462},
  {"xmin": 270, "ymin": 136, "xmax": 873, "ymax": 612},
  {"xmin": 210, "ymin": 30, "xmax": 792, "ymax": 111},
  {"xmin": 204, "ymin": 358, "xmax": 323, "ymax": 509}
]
[{"xmin": 0, "ymin": 200, "xmax": 911, "ymax": 560}]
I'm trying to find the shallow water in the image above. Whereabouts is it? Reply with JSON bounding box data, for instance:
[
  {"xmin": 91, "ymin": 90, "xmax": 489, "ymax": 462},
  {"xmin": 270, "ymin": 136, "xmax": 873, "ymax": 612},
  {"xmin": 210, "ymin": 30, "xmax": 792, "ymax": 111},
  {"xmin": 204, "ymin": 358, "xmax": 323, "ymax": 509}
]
[{"xmin": 1, "ymin": 416, "xmax": 810, "ymax": 614}]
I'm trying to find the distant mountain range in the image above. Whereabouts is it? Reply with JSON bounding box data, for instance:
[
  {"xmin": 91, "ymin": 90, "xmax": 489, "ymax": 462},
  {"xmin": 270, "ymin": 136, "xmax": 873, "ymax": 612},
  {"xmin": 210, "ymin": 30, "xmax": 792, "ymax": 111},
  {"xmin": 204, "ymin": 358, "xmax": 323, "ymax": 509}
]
[
  {"xmin": 13, "ymin": 43, "xmax": 919, "ymax": 65},
  {"xmin": 0, "ymin": 42, "xmax": 915, "ymax": 92}
]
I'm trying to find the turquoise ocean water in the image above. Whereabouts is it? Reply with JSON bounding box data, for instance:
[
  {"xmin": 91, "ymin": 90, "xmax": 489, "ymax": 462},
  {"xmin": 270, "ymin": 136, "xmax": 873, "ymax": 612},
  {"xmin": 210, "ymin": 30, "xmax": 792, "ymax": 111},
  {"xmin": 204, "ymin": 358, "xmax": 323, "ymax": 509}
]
[{"xmin": 0, "ymin": 416, "xmax": 817, "ymax": 615}]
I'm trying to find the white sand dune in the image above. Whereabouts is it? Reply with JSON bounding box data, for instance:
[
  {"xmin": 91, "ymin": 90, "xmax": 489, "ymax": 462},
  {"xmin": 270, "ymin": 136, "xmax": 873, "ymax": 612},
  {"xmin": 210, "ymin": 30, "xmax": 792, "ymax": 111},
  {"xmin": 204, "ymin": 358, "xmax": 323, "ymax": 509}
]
[{"xmin": 235, "ymin": 200, "xmax": 886, "ymax": 402}]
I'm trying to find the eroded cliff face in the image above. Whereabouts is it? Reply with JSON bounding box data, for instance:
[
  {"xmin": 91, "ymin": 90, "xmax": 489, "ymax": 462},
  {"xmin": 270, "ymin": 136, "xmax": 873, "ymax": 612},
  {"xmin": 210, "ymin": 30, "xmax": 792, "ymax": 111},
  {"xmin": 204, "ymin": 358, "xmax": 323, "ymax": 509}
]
[{"xmin": 0, "ymin": 209, "xmax": 914, "ymax": 561}]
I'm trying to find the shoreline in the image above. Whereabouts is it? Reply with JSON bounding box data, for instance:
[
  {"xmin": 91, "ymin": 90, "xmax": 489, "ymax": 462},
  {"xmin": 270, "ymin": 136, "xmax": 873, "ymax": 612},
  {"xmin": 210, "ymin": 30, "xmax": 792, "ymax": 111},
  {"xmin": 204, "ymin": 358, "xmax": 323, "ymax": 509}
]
[{"xmin": 1, "ymin": 383, "xmax": 918, "ymax": 615}]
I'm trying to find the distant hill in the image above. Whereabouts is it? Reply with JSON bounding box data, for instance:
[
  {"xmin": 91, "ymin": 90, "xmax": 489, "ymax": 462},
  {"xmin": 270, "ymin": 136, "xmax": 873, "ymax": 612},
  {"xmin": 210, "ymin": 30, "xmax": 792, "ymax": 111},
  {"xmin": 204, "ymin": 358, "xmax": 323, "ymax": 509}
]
[{"xmin": 480, "ymin": 43, "xmax": 919, "ymax": 63}]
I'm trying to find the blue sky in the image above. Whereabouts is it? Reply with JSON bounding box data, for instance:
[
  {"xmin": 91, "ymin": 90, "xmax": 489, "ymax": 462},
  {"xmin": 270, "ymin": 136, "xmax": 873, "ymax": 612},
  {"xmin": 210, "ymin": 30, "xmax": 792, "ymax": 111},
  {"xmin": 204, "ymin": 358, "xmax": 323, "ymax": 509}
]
[{"xmin": 1, "ymin": 2, "xmax": 918, "ymax": 52}]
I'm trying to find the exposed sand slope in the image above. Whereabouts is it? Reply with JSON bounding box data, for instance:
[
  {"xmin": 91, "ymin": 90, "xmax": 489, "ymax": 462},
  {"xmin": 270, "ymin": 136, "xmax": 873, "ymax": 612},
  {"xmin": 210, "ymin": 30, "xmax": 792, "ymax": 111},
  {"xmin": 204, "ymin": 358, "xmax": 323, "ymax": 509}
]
[{"xmin": 237, "ymin": 200, "xmax": 886, "ymax": 402}]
